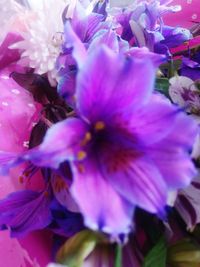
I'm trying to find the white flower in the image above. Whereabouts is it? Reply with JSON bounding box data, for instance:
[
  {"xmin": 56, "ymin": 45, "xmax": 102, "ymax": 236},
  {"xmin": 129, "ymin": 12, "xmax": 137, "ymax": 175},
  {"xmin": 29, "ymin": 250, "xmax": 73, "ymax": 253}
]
[
  {"xmin": 0, "ymin": 0, "xmax": 23, "ymax": 41},
  {"xmin": 169, "ymin": 76, "xmax": 200, "ymax": 113},
  {"xmin": 11, "ymin": 0, "xmax": 77, "ymax": 83}
]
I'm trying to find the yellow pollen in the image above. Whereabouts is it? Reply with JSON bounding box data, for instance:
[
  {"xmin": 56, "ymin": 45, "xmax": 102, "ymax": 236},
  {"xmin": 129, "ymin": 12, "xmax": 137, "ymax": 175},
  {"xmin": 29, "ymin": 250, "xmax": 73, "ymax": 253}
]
[
  {"xmin": 85, "ymin": 132, "xmax": 92, "ymax": 141},
  {"xmin": 77, "ymin": 150, "xmax": 87, "ymax": 160},
  {"xmin": 94, "ymin": 121, "xmax": 105, "ymax": 131},
  {"xmin": 81, "ymin": 132, "xmax": 92, "ymax": 146}
]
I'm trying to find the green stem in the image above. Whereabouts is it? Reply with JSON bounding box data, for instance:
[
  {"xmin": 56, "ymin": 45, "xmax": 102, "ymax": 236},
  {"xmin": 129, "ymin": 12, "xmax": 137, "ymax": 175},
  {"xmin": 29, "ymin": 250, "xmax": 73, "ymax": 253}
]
[{"xmin": 115, "ymin": 244, "xmax": 122, "ymax": 267}]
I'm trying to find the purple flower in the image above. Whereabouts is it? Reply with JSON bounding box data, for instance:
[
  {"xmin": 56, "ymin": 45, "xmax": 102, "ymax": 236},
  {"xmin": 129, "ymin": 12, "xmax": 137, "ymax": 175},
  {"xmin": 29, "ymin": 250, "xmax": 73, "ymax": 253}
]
[
  {"xmin": 0, "ymin": 190, "xmax": 52, "ymax": 237},
  {"xmin": 115, "ymin": 0, "xmax": 190, "ymax": 55},
  {"xmin": 0, "ymin": 46, "xmax": 197, "ymax": 237},
  {"xmin": 24, "ymin": 46, "xmax": 197, "ymax": 237}
]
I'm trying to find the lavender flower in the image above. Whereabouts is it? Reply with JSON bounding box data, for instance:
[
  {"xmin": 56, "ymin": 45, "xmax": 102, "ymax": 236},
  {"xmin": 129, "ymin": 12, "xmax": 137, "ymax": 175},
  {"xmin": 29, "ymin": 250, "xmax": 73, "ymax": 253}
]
[
  {"xmin": 24, "ymin": 46, "xmax": 197, "ymax": 237},
  {"xmin": 115, "ymin": 0, "xmax": 191, "ymax": 54}
]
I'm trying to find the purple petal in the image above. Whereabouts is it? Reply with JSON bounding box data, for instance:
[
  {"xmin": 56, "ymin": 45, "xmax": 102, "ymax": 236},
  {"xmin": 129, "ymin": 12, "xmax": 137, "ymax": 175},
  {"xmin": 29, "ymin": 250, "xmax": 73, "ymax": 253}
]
[
  {"xmin": 58, "ymin": 70, "xmax": 76, "ymax": 107},
  {"xmin": 88, "ymin": 30, "xmax": 120, "ymax": 54},
  {"xmin": 147, "ymin": 112, "xmax": 197, "ymax": 188},
  {"xmin": 76, "ymin": 46, "xmax": 162, "ymax": 123},
  {"xmin": 0, "ymin": 33, "xmax": 22, "ymax": 70},
  {"xmin": 0, "ymin": 190, "xmax": 52, "ymax": 237},
  {"xmin": 100, "ymin": 151, "xmax": 167, "ymax": 213},
  {"xmin": 0, "ymin": 151, "xmax": 24, "ymax": 175},
  {"xmin": 64, "ymin": 22, "xmax": 87, "ymax": 69},
  {"xmin": 129, "ymin": 94, "xmax": 183, "ymax": 145},
  {"xmin": 127, "ymin": 47, "xmax": 165, "ymax": 67},
  {"xmin": 72, "ymin": 9, "xmax": 104, "ymax": 43},
  {"xmin": 29, "ymin": 118, "xmax": 88, "ymax": 168},
  {"xmin": 161, "ymin": 27, "xmax": 192, "ymax": 48},
  {"xmin": 51, "ymin": 173, "xmax": 79, "ymax": 213},
  {"xmin": 70, "ymin": 158, "xmax": 134, "ymax": 236},
  {"xmin": 181, "ymin": 66, "xmax": 200, "ymax": 82},
  {"xmin": 117, "ymin": 10, "xmax": 134, "ymax": 42}
]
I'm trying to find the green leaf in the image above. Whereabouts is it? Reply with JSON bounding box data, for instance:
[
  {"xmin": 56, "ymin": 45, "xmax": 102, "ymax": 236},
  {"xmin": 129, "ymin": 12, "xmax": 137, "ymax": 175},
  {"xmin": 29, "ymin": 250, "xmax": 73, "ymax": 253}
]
[
  {"xmin": 142, "ymin": 237, "xmax": 167, "ymax": 267},
  {"xmin": 155, "ymin": 78, "xmax": 170, "ymax": 97},
  {"xmin": 159, "ymin": 59, "xmax": 182, "ymax": 78},
  {"xmin": 167, "ymin": 238, "xmax": 200, "ymax": 267},
  {"xmin": 56, "ymin": 230, "xmax": 103, "ymax": 267}
]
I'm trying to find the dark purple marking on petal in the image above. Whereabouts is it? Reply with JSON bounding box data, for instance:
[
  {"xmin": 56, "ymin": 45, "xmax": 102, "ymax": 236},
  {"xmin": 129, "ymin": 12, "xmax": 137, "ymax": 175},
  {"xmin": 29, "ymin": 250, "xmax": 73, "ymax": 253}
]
[{"xmin": 177, "ymin": 194, "xmax": 197, "ymax": 227}]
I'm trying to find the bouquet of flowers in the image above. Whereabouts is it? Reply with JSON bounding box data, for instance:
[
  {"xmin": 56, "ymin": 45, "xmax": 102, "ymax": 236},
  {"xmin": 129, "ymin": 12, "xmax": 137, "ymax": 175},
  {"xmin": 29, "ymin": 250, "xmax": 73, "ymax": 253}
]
[{"xmin": 0, "ymin": 0, "xmax": 200, "ymax": 266}]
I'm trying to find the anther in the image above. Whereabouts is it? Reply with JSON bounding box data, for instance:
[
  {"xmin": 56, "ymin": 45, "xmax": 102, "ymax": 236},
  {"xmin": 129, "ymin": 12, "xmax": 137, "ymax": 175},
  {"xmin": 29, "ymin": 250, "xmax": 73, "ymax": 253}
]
[
  {"xmin": 77, "ymin": 150, "xmax": 87, "ymax": 160},
  {"xmin": 81, "ymin": 132, "xmax": 92, "ymax": 146},
  {"xmin": 94, "ymin": 121, "xmax": 105, "ymax": 131}
]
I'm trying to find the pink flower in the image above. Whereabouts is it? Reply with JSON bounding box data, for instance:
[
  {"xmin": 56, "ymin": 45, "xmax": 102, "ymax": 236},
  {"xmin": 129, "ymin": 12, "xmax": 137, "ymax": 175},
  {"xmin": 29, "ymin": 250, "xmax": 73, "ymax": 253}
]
[{"xmin": 0, "ymin": 65, "xmax": 51, "ymax": 267}]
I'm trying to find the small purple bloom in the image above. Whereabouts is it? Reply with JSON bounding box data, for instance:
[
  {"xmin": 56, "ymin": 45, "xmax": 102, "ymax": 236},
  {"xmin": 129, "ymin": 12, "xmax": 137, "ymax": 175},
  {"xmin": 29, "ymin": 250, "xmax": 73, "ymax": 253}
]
[
  {"xmin": 0, "ymin": 190, "xmax": 52, "ymax": 237},
  {"xmin": 25, "ymin": 46, "xmax": 197, "ymax": 236}
]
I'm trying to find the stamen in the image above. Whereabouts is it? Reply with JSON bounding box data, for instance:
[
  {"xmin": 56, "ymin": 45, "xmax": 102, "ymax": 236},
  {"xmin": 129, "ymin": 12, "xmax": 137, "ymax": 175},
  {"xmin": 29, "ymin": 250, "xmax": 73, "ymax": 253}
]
[
  {"xmin": 80, "ymin": 132, "xmax": 92, "ymax": 146},
  {"xmin": 77, "ymin": 163, "xmax": 85, "ymax": 173},
  {"xmin": 85, "ymin": 132, "xmax": 92, "ymax": 141},
  {"xmin": 18, "ymin": 176, "xmax": 24, "ymax": 184},
  {"xmin": 18, "ymin": 164, "xmax": 39, "ymax": 184},
  {"xmin": 44, "ymin": 191, "xmax": 49, "ymax": 198},
  {"xmin": 94, "ymin": 121, "xmax": 105, "ymax": 131},
  {"xmin": 54, "ymin": 175, "xmax": 68, "ymax": 193},
  {"xmin": 77, "ymin": 151, "xmax": 87, "ymax": 160}
]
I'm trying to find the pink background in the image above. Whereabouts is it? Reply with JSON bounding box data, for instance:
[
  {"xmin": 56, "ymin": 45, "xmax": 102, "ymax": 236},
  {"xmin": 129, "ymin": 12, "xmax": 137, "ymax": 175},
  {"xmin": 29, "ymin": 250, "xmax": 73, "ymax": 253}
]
[{"xmin": 164, "ymin": 0, "xmax": 200, "ymax": 28}]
